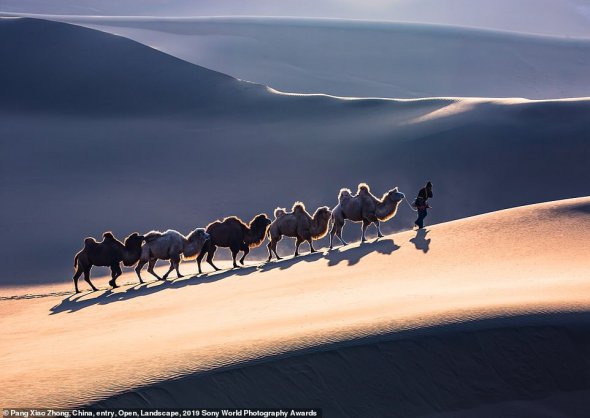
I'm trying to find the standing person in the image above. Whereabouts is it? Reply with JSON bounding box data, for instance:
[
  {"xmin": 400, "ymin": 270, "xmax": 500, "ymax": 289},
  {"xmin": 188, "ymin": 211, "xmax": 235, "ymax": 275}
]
[{"xmin": 414, "ymin": 181, "xmax": 433, "ymax": 229}]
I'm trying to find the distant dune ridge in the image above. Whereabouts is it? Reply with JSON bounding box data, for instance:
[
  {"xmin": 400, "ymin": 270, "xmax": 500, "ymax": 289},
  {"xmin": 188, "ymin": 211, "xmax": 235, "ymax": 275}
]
[
  {"xmin": 1, "ymin": 197, "xmax": 589, "ymax": 416},
  {"xmin": 26, "ymin": 15, "xmax": 590, "ymax": 99},
  {"xmin": 0, "ymin": 18, "xmax": 589, "ymax": 284},
  {"xmin": 3, "ymin": 0, "xmax": 590, "ymax": 38}
]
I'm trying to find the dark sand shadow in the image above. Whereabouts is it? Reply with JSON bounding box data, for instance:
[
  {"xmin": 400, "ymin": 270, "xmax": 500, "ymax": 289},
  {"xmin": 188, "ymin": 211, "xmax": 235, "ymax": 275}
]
[
  {"xmin": 567, "ymin": 203, "xmax": 590, "ymax": 214},
  {"xmin": 410, "ymin": 229, "xmax": 431, "ymax": 253},
  {"xmin": 89, "ymin": 310, "xmax": 590, "ymax": 414}
]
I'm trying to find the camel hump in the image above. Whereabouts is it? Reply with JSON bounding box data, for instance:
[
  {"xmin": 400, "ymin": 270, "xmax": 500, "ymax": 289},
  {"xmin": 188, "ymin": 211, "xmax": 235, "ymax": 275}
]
[
  {"xmin": 144, "ymin": 231, "xmax": 164, "ymax": 243},
  {"xmin": 338, "ymin": 188, "xmax": 352, "ymax": 201},
  {"xmin": 292, "ymin": 201, "xmax": 306, "ymax": 213},
  {"xmin": 83, "ymin": 237, "xmax": 98, "ymax": 249},
  {"xmin": 274, "ymin": 208, "xmax": 287, "ymax": 218},
  {"xmin": 103, "ymin": 232, "xmax": 116, "ymax": 241},
  {"xmin": 357, "ymin": 182, "xmax": 370, "ymax": 194}
]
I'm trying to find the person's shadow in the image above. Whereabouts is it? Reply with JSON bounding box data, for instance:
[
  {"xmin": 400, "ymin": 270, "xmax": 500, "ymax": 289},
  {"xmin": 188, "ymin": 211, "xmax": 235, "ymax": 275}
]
[{"xmin": 410, "ymin": 229, "xmax": 431, "ymax": 253}]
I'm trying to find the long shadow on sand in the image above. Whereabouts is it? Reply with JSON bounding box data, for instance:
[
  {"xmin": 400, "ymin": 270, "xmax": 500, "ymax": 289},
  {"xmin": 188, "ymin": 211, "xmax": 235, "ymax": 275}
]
[
  {"xmin": 50, "ymin": 238, "xmax": 400, "ymax": 314},
  {"xmin": 50, "ymin": 266, "xmax": 258, "ymax": 315},
  {"xmin": 258, "ymin": 238, "xmax": 400, "ymax": 273}
]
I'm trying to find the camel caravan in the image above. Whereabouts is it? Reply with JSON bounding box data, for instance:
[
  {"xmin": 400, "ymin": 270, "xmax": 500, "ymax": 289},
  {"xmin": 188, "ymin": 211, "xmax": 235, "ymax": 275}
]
[{"xmin": 73, "ymin": 183, "xmax": 406, "ymax": 293}]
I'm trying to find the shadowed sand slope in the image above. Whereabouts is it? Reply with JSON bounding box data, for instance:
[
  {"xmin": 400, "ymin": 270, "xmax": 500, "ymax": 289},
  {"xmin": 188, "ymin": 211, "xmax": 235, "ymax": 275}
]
[
  {"xmin": 1, "ymin": 19, "xmax": 589, "ymax": 285},
  {"xmin": 0, "ymin": 17, "xmax": 268, "ymax": 114},
  {"xmin": 36, "ymin": 16, "xmax": 590, "ymax": 99},
  {"xmin": 1, "ymin": 198, "xmax": 589, "ymax": 416}
]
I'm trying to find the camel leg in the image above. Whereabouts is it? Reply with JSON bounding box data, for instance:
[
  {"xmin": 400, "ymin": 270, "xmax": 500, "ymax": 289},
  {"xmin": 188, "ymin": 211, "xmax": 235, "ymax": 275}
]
[
  {"xmin": 196, "ymin": 246, "xmax": 206, "ymax": 274},
  {"xmin": 294, "ymin": 237, "xmax": 304, "ymax": 257},
  {"xmin": 308, "ymin": 238, "xmax": 316, "ymax": 253},
  {"xmin": 239, "ymin": 243, "xmax": 250, "ymax": 265},
  {"xmin": 147, "ymin": 258, "xmax": 162, "ymax": 280},
  {"xmin": 231, "ymin": 248, "xmax": 240, "ymax": 268},
  {"xmin": 83, "ymin": 267, "xmax": 98, "ymax": 292},
  {"xmin": 73, "ymin": 265, "xmax": 84, "ymax": 293},
  {"xmin": 335, "ymin": 221, "xmax": 347, "ymax": 246},
  {"xmin": 270, "ymin": 235, "xmax": 282, "ymax": 260},
  {"xmin": 329, "ymin": 222, "xmax": 337, "ymax": 249},
  {"xmin": 206, "ymin": 245, "xmax": 220, "ymax": 271},
  {"xmin": 375, "ymin": 220, "xmax": 384, "ymax": 238},
  {"xmin": 267, "ymin": 241, "xmax": 274, "ymax": 261},
  {"xmin": 174, "ymin": 257, "xmax": 183, "ymax": 278},
  {"xmin": 135, "ymin": 259, "xmax": 147, "ymax": 284},
  {"xmin": 273, "ymin": 242, "xmax": 281, "ymax": 260},
  {"xmin": 361, "ymin": 219, "xmax": 371, "ymax": 242},
  {"xmin": 230, "ymin": 245, "xmax": 240, "ymax": 268},
  {"xmin": 108, "ymin": 263, "xmax": 122, "ymax": 288},
  {"xmin": 330, "ymin": 220, "xmax": 348, "ymax": 248},
  {"xmin": 162, "ymin": 260, "xmax": 175, "ymax": 280}
]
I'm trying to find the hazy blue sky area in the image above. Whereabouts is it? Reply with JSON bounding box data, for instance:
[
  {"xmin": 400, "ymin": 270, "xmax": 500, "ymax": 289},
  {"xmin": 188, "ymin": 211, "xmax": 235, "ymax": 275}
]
[{"xmin": 2, "ymin": 0, "xmax": 590, "ymax": 38}]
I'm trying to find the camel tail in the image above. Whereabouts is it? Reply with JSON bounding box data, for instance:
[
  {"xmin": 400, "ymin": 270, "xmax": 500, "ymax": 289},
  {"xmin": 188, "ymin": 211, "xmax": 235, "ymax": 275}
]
[{"xmin": 74, "ymin": 253, "xmax": 79, "ymax": 269}]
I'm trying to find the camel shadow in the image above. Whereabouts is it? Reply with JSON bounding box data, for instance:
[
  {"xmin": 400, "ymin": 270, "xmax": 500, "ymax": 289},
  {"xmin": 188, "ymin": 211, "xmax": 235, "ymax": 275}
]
[
  {"xmin": 50, "ymin": 265, "xmax": 258, "ymax": 314},
  {"xmin": 51, "ymin": 238, "xmax": 401, "ymax": 314},
  {"xmin": 327, "ymin": 238, "xmax": 400, "ymax": 266},
  {"xmin": 259, "ymin": 238, "xmax": 400, "ymax": 272},
  {"xmin": 258, "ymin": 251, "xmax": 325, "ymax": 272},
  {"xmin": 410, "ymin": 229, "xmax": 431, "ymax": 253}
]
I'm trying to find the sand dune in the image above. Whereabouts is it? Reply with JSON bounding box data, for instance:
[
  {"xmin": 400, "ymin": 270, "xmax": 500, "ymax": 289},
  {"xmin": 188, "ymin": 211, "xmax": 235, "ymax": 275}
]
[
  {"xmin": 3, "ymin": 0, "xmax": 590, "ymax": 39},
  {"xmin": 1, "ymin": 18, "xmax": 589, "ymax": 285},
  {"xmin": 1, "ymin": 197, "xmax": 589, "ymax": 416},
  {"xmin": 0, "ymin": 17, "xmax": 267, "ymax": 114},
  {"xmin": 31, "ymin": 16, "xmax": 590, "ymax": 99}
]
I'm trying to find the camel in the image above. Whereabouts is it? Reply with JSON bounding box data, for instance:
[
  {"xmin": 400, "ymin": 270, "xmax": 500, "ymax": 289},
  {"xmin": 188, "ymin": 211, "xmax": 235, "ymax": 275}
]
[
  {"xmin": 135, "ymin": 228, "xmax": 210, "ymax": 283},
  {"xmin": 73, "ymin": 232, "xmax": 145, "ymax": 292},
  {"xmin": 267, "ymin": 202, "xmax": 332, "ymax": 260},
  {"xmin": 330, "ymin": 183, "xmax": 405, "ymax": 248},
  {"xmin": 197, "ymin": 214, "xmax": 271, "ymax": 272}
]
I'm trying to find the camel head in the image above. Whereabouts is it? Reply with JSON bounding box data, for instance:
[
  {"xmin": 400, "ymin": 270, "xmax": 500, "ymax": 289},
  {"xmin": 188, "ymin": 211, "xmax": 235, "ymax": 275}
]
[
  {"xmin": 187, "ymin": 228, "xmax": 209, "ymax": 244},
  {"xmin": 313, "ymin": 206, "xmax": 332, "ymax": 222},
  {"xmin": 124, "ymin": 232, "xmax": 145, "ymax": 249},
  {"xmin": 250, "ymin": 213, "xmax": 272, "ymax": 229},
  {"xmin": 246, "ymin": 214, "xmax": 272, "ymax": 248},
  {"xmin": 311, "ymin": 206, "xmax": 333, "ymax": 239},
  {"xmin": 384, "ymin": 187, "xmax": 405, "ymax": 203}
]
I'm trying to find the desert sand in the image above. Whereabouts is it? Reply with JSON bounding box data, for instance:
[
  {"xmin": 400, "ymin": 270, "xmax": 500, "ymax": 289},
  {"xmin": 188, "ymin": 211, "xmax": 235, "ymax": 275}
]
[
  {"xmin": 1, "ymin": 197, "xmax": 589, "ymax": 416},
  {"xmin": 1, "ymin": 18, "xmax": 589, "ymax": 285}
]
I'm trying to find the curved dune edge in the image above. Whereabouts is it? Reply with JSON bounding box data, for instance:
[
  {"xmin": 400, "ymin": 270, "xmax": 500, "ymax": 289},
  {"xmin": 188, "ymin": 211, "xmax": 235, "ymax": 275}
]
[
  {"xmin": 93, "ymin": 311, "xmax": 590, "ymax": 418},
  {"xmin": 1, "ymin": 197, "xmax": 589, "ymax": 410},
  {"xmin": 13, "ymin": 14, "xmax": 590, "ymax": 100}
]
